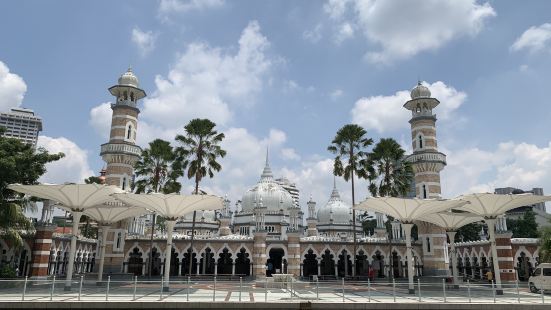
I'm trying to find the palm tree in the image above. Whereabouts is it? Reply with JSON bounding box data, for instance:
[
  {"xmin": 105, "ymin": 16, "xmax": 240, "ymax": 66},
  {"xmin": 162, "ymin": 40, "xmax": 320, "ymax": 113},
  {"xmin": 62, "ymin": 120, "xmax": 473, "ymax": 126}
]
[
  {"xmin": 175, "ymin": 118, "xmax": 226, "ymax": 276},
  {"xmin": 367, "ymin": 138, "xmax": 413, "ymax": 197},
  {"xmin": 133, "ymin": 138, "xmax": 183, "ymax": 277},
  {"xmin": 328, "ymin": 124, "xmax": 373, "ymax": 277}
]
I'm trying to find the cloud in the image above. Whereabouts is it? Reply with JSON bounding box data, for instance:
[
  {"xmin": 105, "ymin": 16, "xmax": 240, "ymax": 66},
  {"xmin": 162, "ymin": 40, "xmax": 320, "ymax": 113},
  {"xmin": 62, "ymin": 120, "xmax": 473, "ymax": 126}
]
[
  {"xmin": 441, "ymin": 141, "xmax": 551, "ymax": 198},
  {"xmin": 324, "ymin": 0, "xmax": 496, "ymax": 64},
  {"xmin": 303, "ymin": 23, "xmax": 323, "ymax": 43},
  {"xmin": 511, "ymin": 23, "xmax": 551, "ymax": 54},
  {"xmin": 89, "ymin": 102, "xmax": 111, "ymax": 140},
  {"xmin": 37, "ymin": 136, "xmax": 94, "ymax": 184},
  {"xmin": 351, "ymin": 81, "xmax": 466, "ymax": 133},
  {"xmin": 131, "ymin": 27, "xmax": 158, "ymax": 56},
  {"xmin": 330, "ymin": 89, "xmax": 343, "ymax": 101},
  {"xmin": 158, "ymin": 0, "xmax": 224, "ymax": 13},
  {"xmin": 281, "ymin": 148, "xmax": 300, "ymax": 161},
  {"xmin": 140, "ymin": 21, "xmax": 271, "ymax": 128},
  {"xmin": 334, "ymin": 22, "xmax": 354, "ymax": 44},
  {"xmin": 0, "ymin": 61, "xmax": 27, "ymax": 112}
]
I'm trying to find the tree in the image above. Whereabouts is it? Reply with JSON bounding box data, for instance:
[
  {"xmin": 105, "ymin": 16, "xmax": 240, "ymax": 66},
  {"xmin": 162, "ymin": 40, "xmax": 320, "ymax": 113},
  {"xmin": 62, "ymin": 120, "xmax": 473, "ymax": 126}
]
[
  {"xmin": 507, "ymin": 210, "xmax": 539, "ymax": 238},
  {"xmin": 328, "ymin": 124, "xmax": 373, "ymax": 276},
  {"xmin": 175, "ymin": 118, "xmax": 226, "ymax": 276},
  {"xmin": 455, "ymin": 222, "xmax": 483, "ymax": 242},
  {"xmin": 0, "ymin": 129, "xmax": 64, "ymax": 247},
  {"xmin": 133, "ymin": 139, "xmax": 183, "ymax": 277},
  {"xmin": 84, "ymin": 176, "xmax": 103, "ymax": 184},
  {"xmin": 539, "ymin": 226, "xmax": 551, "ymax": 263},
  {"xmin": 366, "ymin": 138, "xmax": 413, "ymax": 198}
]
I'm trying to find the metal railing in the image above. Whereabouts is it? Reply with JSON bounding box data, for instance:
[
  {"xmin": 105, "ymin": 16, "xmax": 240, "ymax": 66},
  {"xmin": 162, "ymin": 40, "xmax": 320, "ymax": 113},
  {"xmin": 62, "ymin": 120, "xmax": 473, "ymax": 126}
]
[{"xmin": 0, "ymin": 277, "xmax": 547, "ymax": 304}]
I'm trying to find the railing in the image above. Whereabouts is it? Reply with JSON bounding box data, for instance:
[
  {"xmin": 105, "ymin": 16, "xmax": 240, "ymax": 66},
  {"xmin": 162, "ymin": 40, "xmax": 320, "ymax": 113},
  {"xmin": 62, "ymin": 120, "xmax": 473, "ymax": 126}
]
[
  {"xmin": 0, "ymin": 276, "xmax": 547, "ymax": 304},
  {"xmin": 100, "ymin": 143, "xmax": 141, "ymax": 157},
  {"xmin": 405, "ymin": 152, "xmax": 447, "ymax": 164}
]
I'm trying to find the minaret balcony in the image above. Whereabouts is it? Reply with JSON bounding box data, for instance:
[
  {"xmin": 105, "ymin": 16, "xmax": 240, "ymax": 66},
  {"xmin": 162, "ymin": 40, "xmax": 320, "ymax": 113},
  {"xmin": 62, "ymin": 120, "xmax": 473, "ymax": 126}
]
[
  {"xmin": 100, "ymin": 142, "xmax": 142, "ymax": 158},
  {"xmin": 405, "ymin": 151, "xmax": 447, "ymax": 165}
]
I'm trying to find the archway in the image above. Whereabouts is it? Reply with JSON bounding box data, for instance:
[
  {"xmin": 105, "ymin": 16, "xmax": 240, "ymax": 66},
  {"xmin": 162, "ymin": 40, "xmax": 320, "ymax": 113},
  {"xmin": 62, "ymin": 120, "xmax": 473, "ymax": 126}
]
[
  {"xmin": 150, "ymin": 247, "xmax": 161, "ymax": 276},
  {"xmin": 356, "ymin": 250, "xmax": 368, "ymax": 276},
  {"xmin": 235, "ymin": 248, "xmax": 250, "ymax": 276},
  {"xmin": 391, "ymin": 251, "xmax": 401, "ymax": 278},
  {"xmin": 169, "ymin": 247, "xmax": 179, "ymax": 276},
  {"xmin": 303, "ymin": 250, "xmax": 317, "ymax": 277},
  {"xmin": 517, "ymin": 252, "xmax": 532, "ymax": 281},
  {"xmin": 128, "ymin": 247, "xmax": 143, "ymax": 276},
  {"xmin": 182, "ymin": 248, "xmax": 197, "ymax": 276},
  {"xmin": 266, "ymin": 248, "xmax": 284, "ymax": 277},
  {"xmin": 217, "ymin": 248, "xmax": 233, "ymax": 275},
  {"xmin": 372, "ymin": 251, "xmax": 385, "ymax": 278},
  {"xmin": 200, "ymin": 248, "xmax": 215, "ymax": 274},
  {"xmin": 320, "ymin": 249, "xmax": 335, "ymax": 276},
  {"xmin": 338, "ymin": 249, "xmax": 352, "ymax": 277}
]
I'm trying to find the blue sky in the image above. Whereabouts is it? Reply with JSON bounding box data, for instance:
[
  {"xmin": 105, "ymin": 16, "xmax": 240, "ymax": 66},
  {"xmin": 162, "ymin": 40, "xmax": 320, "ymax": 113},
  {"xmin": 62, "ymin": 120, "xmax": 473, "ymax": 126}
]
[{"xmin": 1, "ymin": 0, "xmax": 551, "ymax": 210}]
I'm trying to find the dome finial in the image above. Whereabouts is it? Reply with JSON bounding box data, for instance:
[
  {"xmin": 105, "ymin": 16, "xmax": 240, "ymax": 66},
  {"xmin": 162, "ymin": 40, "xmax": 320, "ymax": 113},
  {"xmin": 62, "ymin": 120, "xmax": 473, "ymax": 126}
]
[
  {"xmin": 260, "ymin": 146, "xmax": 273, "ymax": 180},
  {"xmin": 333, "ymin": 175, "xmax": 337, "ymax": 189}
]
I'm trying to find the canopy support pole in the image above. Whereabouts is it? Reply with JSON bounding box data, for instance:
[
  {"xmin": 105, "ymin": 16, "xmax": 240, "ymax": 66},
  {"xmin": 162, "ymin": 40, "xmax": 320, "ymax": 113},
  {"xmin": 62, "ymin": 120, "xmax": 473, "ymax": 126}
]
[
  {"xmin": 403, "ymin": 223, "xmax": 415, "ymax": 294},
  {"xmin": 65, "ymin": 211, "xmax": 82, "ymax": 290},
  {"xmin": 486, "ymin": 218, "xmax": 503, "ymax": 295},
  {"xmin": 97, "ymin": 225, "xmax": 110, "ymax": 282},
  {"xmin": 163, "ymin": 220, "xmax": 176, "ymax": 292},
  {"xmin": 446, "ymin": 231, "xmax": 458, "ymax": 288}
]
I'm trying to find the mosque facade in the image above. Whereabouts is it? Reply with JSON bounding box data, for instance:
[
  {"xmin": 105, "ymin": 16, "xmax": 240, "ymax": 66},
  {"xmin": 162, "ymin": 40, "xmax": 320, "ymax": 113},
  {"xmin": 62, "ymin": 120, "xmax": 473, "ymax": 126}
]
[{"xmin": 0, "ymin": 69, "xmax": 542, "ymax": 282}]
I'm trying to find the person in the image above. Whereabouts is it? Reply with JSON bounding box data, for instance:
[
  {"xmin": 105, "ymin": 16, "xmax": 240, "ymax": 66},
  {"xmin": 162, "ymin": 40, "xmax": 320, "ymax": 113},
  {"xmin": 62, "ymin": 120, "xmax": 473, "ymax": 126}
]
[
  {"xmin": 486, "ymin": 270, "xmax": 493, "ymax": 283},
  {"xmin": 368, "ymin": 266, "xmax": 375, "ymax": 281}
]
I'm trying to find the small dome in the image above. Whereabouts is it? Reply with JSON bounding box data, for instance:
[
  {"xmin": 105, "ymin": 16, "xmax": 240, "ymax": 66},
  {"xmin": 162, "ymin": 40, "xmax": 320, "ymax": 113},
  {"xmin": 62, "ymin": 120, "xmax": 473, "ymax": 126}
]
[
  {"xmin": 118, "ymin": 67, "xmax": 139, "ymax": 88},
  {"xmin": 317, "ymin": 183, "xmax": 351, "ymax": 224},
  {"xmin": 410, "ymin": 81, "xmax": 431, "ymax": 99}
]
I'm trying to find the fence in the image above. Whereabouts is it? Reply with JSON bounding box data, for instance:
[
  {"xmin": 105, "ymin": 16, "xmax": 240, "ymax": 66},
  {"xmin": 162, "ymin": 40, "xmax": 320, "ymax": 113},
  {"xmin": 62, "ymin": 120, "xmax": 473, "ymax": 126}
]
[{"xmin": 0, "ymin": 277, "xmax": 547, "ymax": 304}]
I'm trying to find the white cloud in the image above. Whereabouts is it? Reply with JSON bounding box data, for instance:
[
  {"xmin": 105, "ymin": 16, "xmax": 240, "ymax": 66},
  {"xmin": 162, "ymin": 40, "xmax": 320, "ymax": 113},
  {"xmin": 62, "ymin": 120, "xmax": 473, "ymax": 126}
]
[
  {"xmin": 303, "ymin": 23, "xmax": 323, "ymax": 43},
  {"xmin": 324, "ymin": 0, "xmax": 496, "ymax": 64},
  {"xmin": 351, "ymin": 81, "xmax": 466, "ymax": 133},
  {"xmin": 131, "ymin": 27, "xmax": 157, "ymax": 56},
  {"xmin": 37, "ymin": 136, "xmax": 94, "ymax": 184},
  {"xmin": 281, "ymin": 148, "xmax": 300, "ymax": 161},
  {"xmin": 158, "ymin": 0, "xmax": 224, "ymax": 14},
  {"xmin": 334, "ymin": 22, "xmax": 354, "ymax": 44},
  {"xmin": 0, "ymin": 61, "xmax": 27, "ymax": 112},
  {"xmin": 441, "ymin": 141, "xmax": 551, "ymax": 198},
  {"xmin": 140, "ymin": 20, "xmax": 271, "ymax": 128},
  {"xmin": 511, "ymin": 23, "xmax": 551, "ymax": 54},
  {"xmin": 330, "ymin": 89, "xmax": 343, "ymax": 101},
  {"xmin": 89, "ymin": 102, "xmax": 111, "ymax": 140}
]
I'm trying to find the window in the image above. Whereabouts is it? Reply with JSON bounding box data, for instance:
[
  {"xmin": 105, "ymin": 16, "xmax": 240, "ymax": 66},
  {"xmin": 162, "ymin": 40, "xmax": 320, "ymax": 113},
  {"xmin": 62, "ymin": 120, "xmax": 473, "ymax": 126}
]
[
  {"xmin": 127, "ymin": 124, "xmax": 132, "ymax": 140},
  {"xmin": 422, "ymin": 184, "xmax": 427, "ymax": 199},
  {"xmin": 116, "ymin": 232, "xmax": 122, "ymax": 249},
  {"xmin": 543, "ymin": 268, "xmax": 551, "ymax": 276},
  {"xmin": 426, "ymin": 237, "xmax": 431, "ymax": 252},
  {"xmin": 124, "ymin": 91, "xmax": 128, "ymax": 100},
  {"xmin": 534, "ymin": 268, "xmax": 541, "ymax": 276},
  {"xmin": 122, "ymin": 177, "xmax": 127, "ymax": 190},
  {"xmin": 418, "ymin": 135, "xmax": 423, "ymax": 149},
  {"xmin": 130, "ymin": 92, "xmax": 134, "ymax": 102}
]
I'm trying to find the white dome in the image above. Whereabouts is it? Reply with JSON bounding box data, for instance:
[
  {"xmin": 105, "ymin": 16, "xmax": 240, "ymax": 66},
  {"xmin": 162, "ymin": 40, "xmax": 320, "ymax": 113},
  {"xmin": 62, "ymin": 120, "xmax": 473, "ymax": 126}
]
[
  {"xmin": 118, "ymin": 68, "xmax": 139, "ymax": 88},
  {"xmin": 410, "ymin": 81, "xmax": 431, "ymax": 99},
  {"xmin": 183, "ymin": 209, "xmax": 216, "ymax": 222},
  {"xmin": 241, "ymin": 156, "xmax": 294, "ymax": 212},
  {"xmin": 317, "ymin": 184, "xmax": 351, "ymax": 224}
]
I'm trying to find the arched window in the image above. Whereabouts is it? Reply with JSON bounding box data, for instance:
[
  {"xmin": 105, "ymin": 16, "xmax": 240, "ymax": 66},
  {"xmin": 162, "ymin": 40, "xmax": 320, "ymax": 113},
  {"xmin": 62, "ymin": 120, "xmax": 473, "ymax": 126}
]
[
  {"xmin": 116, "ymin": 232, "xmax": 122, "ymax": 249},
  {"xmin": 122, "ymin": 177, "xmax": 127, "ymax": 191},
  {"xmin": 127, "ymin": 124, "xmax": 132, "ymax": 140},
  {"xmin": 130, "ymin": 92, "xmax": 134, "ymax": 102},
  {"xmin": 418, "ymin": 135, "xmax": 423, "ymax": 149},
  {"xmin": 422, "ymin": 184, "xmax": 427, "ymax": 199},
  {"xmin": 123, "ymin": 91, "xmax": 128, "ymax": 101},
  {"xmin": 426, "ymin": 237, "xmax": 431, "ymax": 252}
]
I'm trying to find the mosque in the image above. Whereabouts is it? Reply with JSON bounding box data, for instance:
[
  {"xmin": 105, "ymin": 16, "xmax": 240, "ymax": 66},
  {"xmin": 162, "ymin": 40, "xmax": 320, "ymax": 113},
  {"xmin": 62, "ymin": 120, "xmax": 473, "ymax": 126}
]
[{"xmin": 1, "ymin": 69, "xmax": 542, "ymax": 282}]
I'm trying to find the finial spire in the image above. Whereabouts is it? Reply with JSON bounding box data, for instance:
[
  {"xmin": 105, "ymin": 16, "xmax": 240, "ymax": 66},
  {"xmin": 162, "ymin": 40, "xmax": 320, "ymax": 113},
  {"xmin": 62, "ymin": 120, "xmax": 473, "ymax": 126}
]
[
  {"xmin": 333, "ymin": 175, "xmax": 336, "ymax": 189},
  {"xmin": 260, "ymin": 146, "xmax": 273, "ymax": 180}
]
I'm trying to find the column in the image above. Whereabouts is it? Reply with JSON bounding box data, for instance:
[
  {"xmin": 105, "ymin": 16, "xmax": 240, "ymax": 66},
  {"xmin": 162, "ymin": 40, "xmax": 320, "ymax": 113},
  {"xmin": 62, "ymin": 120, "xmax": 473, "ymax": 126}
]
[
  {"xmin": 317, "ymin": 260, "xmax": 321, "ymax": 276},
  {"xmin": 486, "ymin": 218, "xmax": 503, "ymax": 294},
  {"xmin": 64, "ymin": 211, "xmax": 82, "ymax": 291},
  {"xmin": 214, "ymin": 262, "xmax": 218, "ymax": 276},
  {"xmin": 163, "ymin": 220, "xmax": 175, "ymax": 291},
  {"xmin": 97, "ymin": 225, "xmax": 110, "ymax": 282},
  {"xmin": 403, "ymin": 223, "xmax": 415, "ymax": 294},
  {"xmin": 287, "ymin": 231, "xmax": 301, "ymax": 277},
  {"xmin": 29, "ymin": 224, "xmax": 55, "ymax": 279},
  {"xmin": 232, "ymin": 262, "xmax": 236, "ymax": 276},
  {"xmin": 495, "ymin": 231, "xmax": 516, "ymax": 281},
  {"xmin": 334, "ymin": 264, "xmax": 338, "ymax": 279},
  {"xmin": 446, "ymin": 231, "xmax": 459, "ymax": 287},
  {"xmin": 253, "ymin": 231, "xmax": 267, "ymax": 278}
]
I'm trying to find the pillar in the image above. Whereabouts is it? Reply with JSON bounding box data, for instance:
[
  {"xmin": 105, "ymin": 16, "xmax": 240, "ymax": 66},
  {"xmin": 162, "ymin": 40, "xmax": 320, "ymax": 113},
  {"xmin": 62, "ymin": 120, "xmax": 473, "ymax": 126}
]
[
  {"xmin": 232, "ymin": 262, "xmax": 236, "ymax": 276},
  {"xmin": 496, "ymin": 231, "xmax": 516, "ymax": 281},
  {"xmin": 162, "ymin": 220, "xmax": 175, "ymax": 291},
  {"xmin": 65, "ymin": 211, "xmax": 82, "ymax": 290},
  {"xmin": 97, "ymin": 225, "xmax": 110, "ymax": 282},
  {"xmin": 486, "ymin": 218, "xmax": 504, "ymax": 295},
  {"xmin": 29, "ymin": 224, "xmax": 55, "ymax": 279},
  {"xmin": 253, "ymin": 231, "xmax": 267, "ymax": 278},
  {"xmin": 446, "ymin": 231, "xmax": 459, "ymax": 287},
  {"xmin": 287, "ymin": 231, "xmax": 301, "ymax": 277},
  {"xmin": 403, "ymin": 223, "xmax": 415, "ymax": 294}
]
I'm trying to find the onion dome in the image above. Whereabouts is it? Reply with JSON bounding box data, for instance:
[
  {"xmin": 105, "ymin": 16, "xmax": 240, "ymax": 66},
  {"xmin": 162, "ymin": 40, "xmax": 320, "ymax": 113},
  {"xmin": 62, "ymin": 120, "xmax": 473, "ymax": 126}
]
[
  {"xmin": 118, "ymin": 67, "xmax": 139, "ymax": 88},
  {"xmin": 410, "ymin": 81, "xmax": 431, "ymax": 99},
  {"xmin": 317, "ymin": 179, "xmax": 352, "ymax": 224},
  {"xmin": 241, "ymin": 150, "xmax": 294, "ymax": 212}
]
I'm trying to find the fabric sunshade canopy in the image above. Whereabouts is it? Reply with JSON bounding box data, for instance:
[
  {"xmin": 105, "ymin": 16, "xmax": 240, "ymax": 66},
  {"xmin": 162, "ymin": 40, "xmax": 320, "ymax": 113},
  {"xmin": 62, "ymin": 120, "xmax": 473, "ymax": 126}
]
[
  {"xmin": 112, "ymin": 192, "xmax": 224, "ymax": 219},
  {"xmin": 455, "ymin": 193, "xmax": 551, "ymax": 218},
  {"xmin": 421, "ymin": 211, "xmax": 483, "ymax": 231},
  {"xmin": 83, "ymin": 203, "xmax": 148, "ymax": 225},
  {"xmin": 354, "ymin": 197, "xmax": 470, "ymax": 223},
  {"xmin": 8, "ymin": 183, "xmax": 124, "ymax": 211}
]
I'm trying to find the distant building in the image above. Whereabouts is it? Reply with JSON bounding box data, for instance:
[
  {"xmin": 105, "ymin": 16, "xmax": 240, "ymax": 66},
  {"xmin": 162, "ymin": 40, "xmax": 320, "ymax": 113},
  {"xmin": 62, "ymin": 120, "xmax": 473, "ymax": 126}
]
[
  {"xmin": 0, "ymin": 107, "xmax": 43, "ymax": 146},
  {"xmin": 275, "ymin": 177, "xmax": 300, "ymax": 207},
  {"xmin": 495, "ymin": 187, "xmax": 550, "ymax": 227}
]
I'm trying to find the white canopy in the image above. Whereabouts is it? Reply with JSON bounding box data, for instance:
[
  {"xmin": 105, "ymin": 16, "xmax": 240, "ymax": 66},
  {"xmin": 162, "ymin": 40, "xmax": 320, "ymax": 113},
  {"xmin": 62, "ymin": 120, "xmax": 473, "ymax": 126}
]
[
  {"xmin": 354, "ymin": 197, "xmax": 469, "ymax": 223},
  {"xmin": 8, "ymin": 183, "xmax": 124, "ymax": 211},
  {"xmin": 112, "ymin": 192, "xmax": 224, "ymax": 219},
  {"xmin": 455, "ymin": 193, "xmax": 551, "ymax": 217},
  {"xmin": 83, "ymin": 203, "xmax": 148, "ymax": 225},
  {"xmin": 421, "ymin": 211, "xmax": 483, "ymax": 231}
]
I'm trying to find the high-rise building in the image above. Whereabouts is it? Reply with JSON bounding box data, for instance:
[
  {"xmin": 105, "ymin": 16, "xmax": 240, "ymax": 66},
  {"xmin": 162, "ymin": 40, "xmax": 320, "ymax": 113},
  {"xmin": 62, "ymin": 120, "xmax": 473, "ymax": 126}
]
[
  {"xmin": 0, "ymin": 107, "xmax": 43, "ymax": 146},
  {"xmin": 275, "ymin": 177, "xmax": 300, "ymax": 207},
  {"xmin": 495, "ymin": 187, "xmax": 550, "ymax": 227}
]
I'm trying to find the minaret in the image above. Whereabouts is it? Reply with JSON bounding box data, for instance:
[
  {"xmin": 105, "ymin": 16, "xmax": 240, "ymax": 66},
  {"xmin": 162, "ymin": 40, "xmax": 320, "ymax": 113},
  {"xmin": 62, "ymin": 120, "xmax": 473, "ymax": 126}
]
[
  {"xmin": 100, "ymin": 68, "xmax": 145, "ymax": 190},
  {"xmin": 404, "ymin": 81, "xmax": 448, "ymax": 276},
  {"xmin": 403, "ymin": 81, "xmax": 446, "ymax": 198},
  {"xmin": 306, "ymin": 195, "xmax": 318, "ymax": 237}
]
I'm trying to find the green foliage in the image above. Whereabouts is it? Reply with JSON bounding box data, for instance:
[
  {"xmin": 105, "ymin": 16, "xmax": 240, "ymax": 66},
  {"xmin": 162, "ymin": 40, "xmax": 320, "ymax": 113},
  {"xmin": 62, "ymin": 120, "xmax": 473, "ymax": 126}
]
[
  {"xmin": 0, "ymin": 134, "xmax": 64, "ymax": 247},
  {"xmin": 455, "ymin": 222, "xmax": 483, "ymax": 242},
  {"xmin": 175, "ymin": 118, "xmax": 226, "ymax": 194},
  {"xmin": 327, "ymin": 124, "xmax": 373, "ymax": 183},
  {"xmin": 134, "ymin": 139, "xmax": 183, "ymax": 194},
  {"xmin": 362, "ymin": 218, "xmax": 377, "ymax": 235},
  {"xmin": 84, "ymin": 176, "xmax": 103, "ymax": 184},
  {"xmin": 155, "ymin": 215, "xmax": 167, "ymax": 233},
  {"xmin": 0, "ymin": 265, "xmax": 16, "ymax": 278},
  {"xmin": 367, "ymin": 138, "xmax": 413, "ymax": 197},
  {"xmin": 539, "ymin": 226, "xmax": 551, "ymax": 263},
  {"xmin": 507, "ymin": 210, "xmax": 539, "ymax": 238}
]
